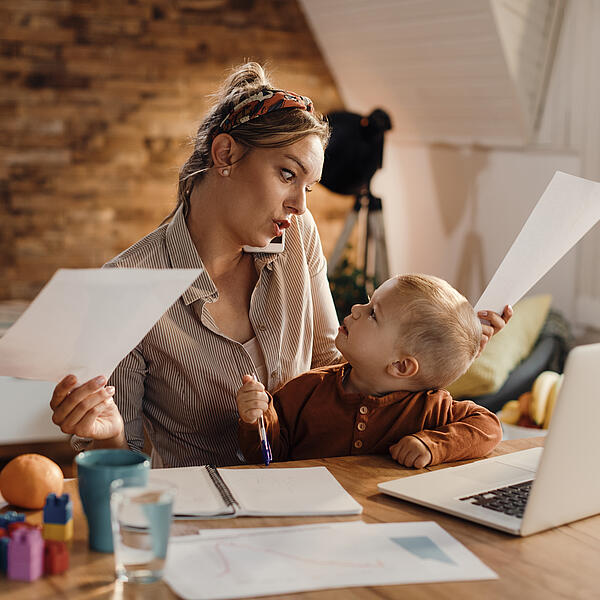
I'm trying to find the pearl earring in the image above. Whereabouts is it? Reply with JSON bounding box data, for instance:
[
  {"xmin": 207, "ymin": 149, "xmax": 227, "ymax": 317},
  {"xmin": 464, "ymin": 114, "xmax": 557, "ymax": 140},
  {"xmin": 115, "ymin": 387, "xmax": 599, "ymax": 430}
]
[{"xmin": 221, "ymin": 168, "xmax": 230, "ymax": 176}]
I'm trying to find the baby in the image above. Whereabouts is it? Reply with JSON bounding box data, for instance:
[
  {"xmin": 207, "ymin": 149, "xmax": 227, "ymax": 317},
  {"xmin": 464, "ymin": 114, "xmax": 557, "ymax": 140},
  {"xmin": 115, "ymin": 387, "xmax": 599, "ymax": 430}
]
[{"xmin": 236, "ymin": 274, "xmax": 502, "ymax": 468}]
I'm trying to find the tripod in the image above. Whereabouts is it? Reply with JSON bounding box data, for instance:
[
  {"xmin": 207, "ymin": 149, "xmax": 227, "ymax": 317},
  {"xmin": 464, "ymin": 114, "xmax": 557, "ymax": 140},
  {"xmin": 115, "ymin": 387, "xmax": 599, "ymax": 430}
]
[{"xmin": 327, "ymin": 188, "xmax": 389, "ymax": 296}]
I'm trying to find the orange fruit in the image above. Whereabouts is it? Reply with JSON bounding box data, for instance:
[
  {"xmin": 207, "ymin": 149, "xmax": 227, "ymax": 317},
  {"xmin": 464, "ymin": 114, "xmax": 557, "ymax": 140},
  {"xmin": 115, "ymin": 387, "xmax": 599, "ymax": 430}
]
[{"xmin": 0, "ymin": 453, "xmax": 64, "ymax": 509}]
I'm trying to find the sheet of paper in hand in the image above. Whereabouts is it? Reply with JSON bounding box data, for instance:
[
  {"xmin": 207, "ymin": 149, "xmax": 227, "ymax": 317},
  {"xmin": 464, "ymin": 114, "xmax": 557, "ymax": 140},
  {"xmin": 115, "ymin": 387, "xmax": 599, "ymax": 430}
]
[
  {"xmin": 475, "ymin": 171, "xmax": 600, "ymax": 314},
  {"xmin": 0, "ymin": 268, "xmax": 202, "ymax": 383}
]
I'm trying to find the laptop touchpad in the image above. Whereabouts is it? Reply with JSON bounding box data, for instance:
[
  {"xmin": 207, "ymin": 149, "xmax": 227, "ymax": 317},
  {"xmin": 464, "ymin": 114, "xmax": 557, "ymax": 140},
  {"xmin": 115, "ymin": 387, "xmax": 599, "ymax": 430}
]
[{"xmin": 456, "ymin": 462, "xmax": 535, "ymax": 487}]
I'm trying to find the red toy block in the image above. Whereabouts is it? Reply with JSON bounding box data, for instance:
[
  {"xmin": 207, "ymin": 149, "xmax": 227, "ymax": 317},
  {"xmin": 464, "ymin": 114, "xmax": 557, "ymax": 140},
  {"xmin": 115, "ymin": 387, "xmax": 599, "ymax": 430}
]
[
  {"xmin": 43, "ymin": 540, "xmax": 69, "ymax": 575},
  {"xmin": 8, "ymin": 521, "xmax": 41, "ymax": 537}
]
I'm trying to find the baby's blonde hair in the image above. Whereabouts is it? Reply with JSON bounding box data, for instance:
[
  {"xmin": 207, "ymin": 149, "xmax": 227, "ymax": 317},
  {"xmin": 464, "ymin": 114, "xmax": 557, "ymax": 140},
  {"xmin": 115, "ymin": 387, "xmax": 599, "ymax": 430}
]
[{"xmin": 390, "ymin": 274, "xmax": 481, "ymax": 389}]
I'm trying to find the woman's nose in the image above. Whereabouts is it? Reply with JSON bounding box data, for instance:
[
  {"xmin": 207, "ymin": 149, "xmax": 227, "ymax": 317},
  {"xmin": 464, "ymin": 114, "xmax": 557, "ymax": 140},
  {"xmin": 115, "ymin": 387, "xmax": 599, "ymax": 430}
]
[
  {"xmin": 286, "ymin": 188, "xmax": 307, "ymax": 216},
  {"xmin": 350, "ymin": 304, "xmax": 361, "ymax": 319}
]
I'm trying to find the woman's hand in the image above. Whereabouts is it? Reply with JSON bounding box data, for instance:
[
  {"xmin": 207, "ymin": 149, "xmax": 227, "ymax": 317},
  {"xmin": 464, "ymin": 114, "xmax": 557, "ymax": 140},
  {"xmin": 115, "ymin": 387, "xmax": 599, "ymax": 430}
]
[
  {"xmin": 389, "ymin": 436, "xmax": 432, "ymax": 469},
  {"xmin": 477, "ymin": 304, "xmax": 513, "ymax": 356},
  {"xmin": 236, "ymin": 375, "xmax": 269, "ymax": 424},
  {"xmin": 50, "ymin": 375, "xmax": 125, "ymax": 441}
]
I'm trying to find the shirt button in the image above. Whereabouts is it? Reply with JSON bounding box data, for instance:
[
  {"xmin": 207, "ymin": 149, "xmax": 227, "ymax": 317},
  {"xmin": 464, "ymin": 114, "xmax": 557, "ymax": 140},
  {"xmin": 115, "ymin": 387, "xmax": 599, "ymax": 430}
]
[
  {"xmin": 270, "ymin": 371, "xmax": 277, "ymax": 378},
  {"xmin": 354, "ymin": 440, "xmax": 363, "ymax": 449},
  {"xmin": 357, "ymin": 422, "xmax": 366, "ymax": 431},
  {"xmin": 359, "ymin": 406, "xmax": 368, "ymax": 415},
  {"xmin": 258, "ymin": 324, "xmax": 267, "ymax": 332}
]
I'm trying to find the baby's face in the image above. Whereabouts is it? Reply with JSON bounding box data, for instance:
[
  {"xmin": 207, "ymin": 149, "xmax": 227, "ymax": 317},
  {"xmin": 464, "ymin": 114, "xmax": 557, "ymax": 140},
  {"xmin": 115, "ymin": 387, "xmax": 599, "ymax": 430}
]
[{"xmin": 335, "ymin": 279, "xmax": 405, "ymax": 379}]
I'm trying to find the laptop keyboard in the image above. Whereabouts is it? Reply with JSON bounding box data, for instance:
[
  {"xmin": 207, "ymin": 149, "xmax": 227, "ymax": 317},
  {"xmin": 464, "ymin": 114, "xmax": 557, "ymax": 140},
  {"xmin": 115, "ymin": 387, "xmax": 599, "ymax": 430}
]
[{"xmin": 459, "ymin": 480, "xmax": 533, "ymax": 518}]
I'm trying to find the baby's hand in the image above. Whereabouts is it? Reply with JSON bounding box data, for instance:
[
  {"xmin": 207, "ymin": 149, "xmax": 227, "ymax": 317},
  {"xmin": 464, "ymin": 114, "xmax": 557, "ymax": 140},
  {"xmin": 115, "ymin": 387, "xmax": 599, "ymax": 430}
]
[
  {"xmin": 236, "ymin": 375, "xmax": 269, "ymax": 424},
  {"xmin": 389, "ymin": 436, "xmax": 432, "ymax": 469}
]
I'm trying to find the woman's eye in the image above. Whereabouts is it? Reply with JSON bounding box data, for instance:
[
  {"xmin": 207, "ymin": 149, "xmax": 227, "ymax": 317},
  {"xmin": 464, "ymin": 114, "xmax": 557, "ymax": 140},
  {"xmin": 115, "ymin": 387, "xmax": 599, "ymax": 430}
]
[{"xmin": 281, "ymin": 168, "xmax": 295, "ymax": 182}]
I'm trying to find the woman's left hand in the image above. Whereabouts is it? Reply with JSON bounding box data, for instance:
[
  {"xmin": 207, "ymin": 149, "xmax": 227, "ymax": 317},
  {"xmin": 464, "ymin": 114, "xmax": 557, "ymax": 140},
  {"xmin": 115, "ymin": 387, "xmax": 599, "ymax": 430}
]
[{"xmin": 477, "ymin": 305, "xmax": 513, "ymax": 356}]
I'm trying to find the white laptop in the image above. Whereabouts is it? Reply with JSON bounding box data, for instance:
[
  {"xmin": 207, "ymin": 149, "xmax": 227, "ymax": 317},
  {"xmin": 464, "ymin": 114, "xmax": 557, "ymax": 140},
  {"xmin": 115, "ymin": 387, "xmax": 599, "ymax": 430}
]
[{"xmin": 378, "ymin": 343, "xmax": 600, "ymax": 536}]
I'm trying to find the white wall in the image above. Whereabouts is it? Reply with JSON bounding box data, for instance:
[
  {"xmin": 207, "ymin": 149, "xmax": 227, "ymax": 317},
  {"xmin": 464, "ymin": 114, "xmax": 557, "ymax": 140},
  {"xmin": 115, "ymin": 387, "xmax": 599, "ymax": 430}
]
[
  {"xmin": 534, "ymin": 0, "xmax": 600, "ymax": 329},
  {"xmin": 370, "ymin": 0, "xmax": 600, "ymax": 328},
  {"xmin": 375, "ymin": 140, "xmax": 580, "ymax": 320}
]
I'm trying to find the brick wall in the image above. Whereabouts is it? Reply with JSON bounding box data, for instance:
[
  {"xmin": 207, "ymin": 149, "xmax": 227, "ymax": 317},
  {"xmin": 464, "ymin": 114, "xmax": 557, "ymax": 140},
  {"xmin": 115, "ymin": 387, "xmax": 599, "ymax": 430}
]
[{"xmin": 0, "ymin": 0, "xmax": 352, "ymax": 300}]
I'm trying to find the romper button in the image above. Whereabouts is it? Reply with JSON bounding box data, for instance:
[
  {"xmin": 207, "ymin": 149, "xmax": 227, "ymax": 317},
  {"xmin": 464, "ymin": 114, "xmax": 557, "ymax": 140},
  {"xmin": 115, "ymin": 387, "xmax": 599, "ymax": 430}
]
[
  {"xmin": 357, "ymin": 422, "xmax": 366, "ymax": 431},
  {"xmin": 359, "ymin": 406, "xmax": 368, "ymax": 414},
  {"xmin": 270, "ymin": 371, "xmax": 277, "ymax": 378},
  {"xmin": 354, "ymin": 440, "xmax": 363, "ymax": 449}
]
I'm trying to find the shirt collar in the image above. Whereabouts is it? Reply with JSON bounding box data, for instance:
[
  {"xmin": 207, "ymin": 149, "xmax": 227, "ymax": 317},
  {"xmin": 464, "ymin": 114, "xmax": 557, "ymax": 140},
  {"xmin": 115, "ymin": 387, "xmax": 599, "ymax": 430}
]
[
  {"xmin": 165, "ymin": 206, "xmax": 285, "ymax": 304},
  {"xmin": 335, "ymin": 363, "xmax": 415, "ymax": 406},
  {"xmin": 165, "ymin": 206, "xmax": 217, "ymax": 305}
]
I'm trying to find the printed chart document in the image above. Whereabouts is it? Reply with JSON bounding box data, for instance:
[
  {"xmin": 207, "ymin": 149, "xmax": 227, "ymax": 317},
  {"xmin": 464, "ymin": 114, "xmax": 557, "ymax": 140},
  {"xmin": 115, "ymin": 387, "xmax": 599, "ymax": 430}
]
[
  {"xmin": 149, "ymin": 466, "xmax": 363, "ymax": 517},
  {"xmin": 0, "ymin": 268, "xmax": 202, "ymax": 382},
  {"xmin": 475, "ymin": 171, "xmax": 600, "ymax": 314},
  {"xmin": 164, "ymin": 521, "xmax": 497, "ymax": 599}
]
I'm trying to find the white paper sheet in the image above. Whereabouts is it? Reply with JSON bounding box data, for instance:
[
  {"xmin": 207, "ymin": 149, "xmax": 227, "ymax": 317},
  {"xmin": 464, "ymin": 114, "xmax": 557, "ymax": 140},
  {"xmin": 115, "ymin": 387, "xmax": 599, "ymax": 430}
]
[
  {"xmin": 149, "ymin": 466, "xmax": 363, "ymax": 517},
  {"xmin": 475, "ymin": 171, "xmax": 600, "ymax": 314},
  {"xmin": 164, "ymin": 521, "xmax": 497, "ymax": 599},
  {"xmin": 0, "ymin": 268, "xmax": 202, "ymax": 383}
]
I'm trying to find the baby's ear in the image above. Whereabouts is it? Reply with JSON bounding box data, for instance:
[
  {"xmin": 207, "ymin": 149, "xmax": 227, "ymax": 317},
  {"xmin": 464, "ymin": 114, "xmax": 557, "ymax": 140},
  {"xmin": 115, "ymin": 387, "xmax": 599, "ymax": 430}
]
[{"xmin": 388, "ymin": 357, "xmax": 419, "ymax": 379}]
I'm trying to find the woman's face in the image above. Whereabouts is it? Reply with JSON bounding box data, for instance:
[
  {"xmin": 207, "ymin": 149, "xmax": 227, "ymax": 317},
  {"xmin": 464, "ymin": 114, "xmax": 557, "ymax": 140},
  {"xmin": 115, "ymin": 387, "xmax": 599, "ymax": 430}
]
[{"xmin": 226, "ymin": 134, "xmax": 324, "ymax": 249}]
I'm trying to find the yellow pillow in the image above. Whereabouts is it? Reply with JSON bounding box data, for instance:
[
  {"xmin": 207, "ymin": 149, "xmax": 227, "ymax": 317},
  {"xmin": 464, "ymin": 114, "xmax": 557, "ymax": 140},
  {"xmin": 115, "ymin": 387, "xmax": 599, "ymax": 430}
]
[{"xmin": 447, "ymin": 294, "xmax": 552, "ymax": 398}]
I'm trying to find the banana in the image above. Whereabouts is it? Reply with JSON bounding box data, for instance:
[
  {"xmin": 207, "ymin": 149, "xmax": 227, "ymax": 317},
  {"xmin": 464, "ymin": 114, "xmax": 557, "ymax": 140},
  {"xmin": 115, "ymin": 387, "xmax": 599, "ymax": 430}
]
[
  {"xmin": 542, "ymin": 374, "xmax": 563, "ymax": 429},
  {"xmin": 498, "ymin": 400, "xmax": 521, "ymax": 425},
  {"xmin": 530, "ymin": 371, "xmax": 561, "ymax": 426}
]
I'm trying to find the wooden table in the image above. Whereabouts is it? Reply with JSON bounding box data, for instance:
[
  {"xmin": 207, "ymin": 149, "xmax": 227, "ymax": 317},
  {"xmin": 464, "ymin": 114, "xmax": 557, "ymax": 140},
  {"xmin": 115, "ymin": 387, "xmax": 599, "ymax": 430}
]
[{"xmin": 3, "ymin": 437, "xmax": 600, "ymax": 599}]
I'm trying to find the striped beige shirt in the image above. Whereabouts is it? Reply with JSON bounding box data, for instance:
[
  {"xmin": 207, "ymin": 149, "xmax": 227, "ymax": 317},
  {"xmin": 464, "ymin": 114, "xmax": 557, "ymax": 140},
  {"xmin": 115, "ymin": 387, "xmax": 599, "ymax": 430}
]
[{"xmin": 73, "ymin": 205, "xmax": 341, "ymax": 467}]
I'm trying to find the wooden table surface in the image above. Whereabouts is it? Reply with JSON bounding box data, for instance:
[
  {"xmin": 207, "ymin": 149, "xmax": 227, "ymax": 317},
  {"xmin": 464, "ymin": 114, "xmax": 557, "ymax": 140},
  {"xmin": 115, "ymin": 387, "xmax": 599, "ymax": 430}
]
[{"xmin": 2, "ymin": 437, "xmax": 600, "ymax": 599}]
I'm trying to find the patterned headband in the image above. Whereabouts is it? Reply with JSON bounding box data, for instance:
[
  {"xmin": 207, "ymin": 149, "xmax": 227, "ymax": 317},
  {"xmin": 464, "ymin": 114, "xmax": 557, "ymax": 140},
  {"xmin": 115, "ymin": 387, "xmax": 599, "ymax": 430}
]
[{"xmin": 214, "ymin": 89, "xmax": 314, "ymax": 138}]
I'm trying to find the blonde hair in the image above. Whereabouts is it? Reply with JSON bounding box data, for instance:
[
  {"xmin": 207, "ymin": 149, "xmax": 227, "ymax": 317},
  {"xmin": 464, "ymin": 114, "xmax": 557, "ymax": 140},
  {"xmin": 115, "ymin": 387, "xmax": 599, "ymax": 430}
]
[
  {"xmin": 164, "ymin": 62, "xmax": 330, "ymax": 223},
  {"xmin": 391, "ymin": 274, "xmax": 481, "ymax": 389}
]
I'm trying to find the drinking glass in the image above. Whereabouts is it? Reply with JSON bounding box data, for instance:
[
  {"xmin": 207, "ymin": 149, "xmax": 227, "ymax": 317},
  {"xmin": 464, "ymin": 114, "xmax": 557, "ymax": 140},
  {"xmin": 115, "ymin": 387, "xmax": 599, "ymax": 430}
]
[{"xmin": 110, "ymin": 480, "xmax": 176, "ymax": 583}]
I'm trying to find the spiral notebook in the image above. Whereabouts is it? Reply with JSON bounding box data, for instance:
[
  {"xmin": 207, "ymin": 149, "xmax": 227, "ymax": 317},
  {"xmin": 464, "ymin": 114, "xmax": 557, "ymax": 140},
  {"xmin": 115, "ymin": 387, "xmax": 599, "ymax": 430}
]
[{"xmin": 149, "ymin": 465, "xmax": 363, "ymax": 518}]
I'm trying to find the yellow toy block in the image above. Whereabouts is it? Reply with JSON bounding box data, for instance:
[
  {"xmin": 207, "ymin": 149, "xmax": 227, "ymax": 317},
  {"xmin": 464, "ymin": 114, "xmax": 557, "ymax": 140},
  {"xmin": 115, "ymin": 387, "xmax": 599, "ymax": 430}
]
[{"xmin": 42, "ymin": 520, "xmax": 73, "ymax": 542}]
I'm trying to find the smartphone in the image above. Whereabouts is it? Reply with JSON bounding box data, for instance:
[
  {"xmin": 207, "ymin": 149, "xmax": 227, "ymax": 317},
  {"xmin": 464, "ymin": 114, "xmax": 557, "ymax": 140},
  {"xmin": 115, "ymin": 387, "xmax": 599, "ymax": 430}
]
[{"xmin": 243, "ymin": 232, "xmax": 285, "ymax": 253}]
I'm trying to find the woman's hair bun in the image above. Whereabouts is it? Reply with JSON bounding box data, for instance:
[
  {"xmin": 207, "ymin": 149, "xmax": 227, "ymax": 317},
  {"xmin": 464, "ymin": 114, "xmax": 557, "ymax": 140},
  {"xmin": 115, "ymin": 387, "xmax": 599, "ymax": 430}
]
[{"xmin": 220, "ymin": 62, "xmax": 271, "ymax": 99}]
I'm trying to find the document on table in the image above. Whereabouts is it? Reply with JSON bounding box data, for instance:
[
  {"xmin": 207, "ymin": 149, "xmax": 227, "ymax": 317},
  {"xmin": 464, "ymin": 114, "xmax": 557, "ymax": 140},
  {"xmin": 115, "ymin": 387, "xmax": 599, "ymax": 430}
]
[
  {"xmin": 164, "ymin": 521, "xmax": 497, "ymax": 599},
  {"xmin": 149, "ymin": 465, "xmax": 363, "ymax": 517},
  {"xmin": 475, "ymin": 171, "xmax": 600, "ymax": 314},
  {"xmin": 0, "ymin": 268, "xmax": 202, "ymax": 383}
]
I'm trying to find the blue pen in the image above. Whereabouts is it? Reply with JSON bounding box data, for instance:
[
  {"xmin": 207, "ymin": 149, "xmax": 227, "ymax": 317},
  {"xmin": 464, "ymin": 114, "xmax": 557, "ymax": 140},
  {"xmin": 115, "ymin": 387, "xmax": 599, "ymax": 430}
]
[{"xmin": 253, "ymin": 375, "xmax": 272, "ymax": 466}]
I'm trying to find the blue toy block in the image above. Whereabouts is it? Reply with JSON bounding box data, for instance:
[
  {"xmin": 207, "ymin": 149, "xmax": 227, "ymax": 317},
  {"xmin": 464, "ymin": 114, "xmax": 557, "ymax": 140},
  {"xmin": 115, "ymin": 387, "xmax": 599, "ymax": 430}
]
[
  {"xmin": 0, "ymin": 536, "xmax": 9, "ymax": 574},
  {"xmin": 7, "ymin": 528, "xmax": 43, "ymax": 582},
  {"xmin": 0, "ymin": 511, "xmax": 25, "ymax": 529},
  {"xmin": 43, "ymin": 493, "xmax": 73, "ymax": 525}
]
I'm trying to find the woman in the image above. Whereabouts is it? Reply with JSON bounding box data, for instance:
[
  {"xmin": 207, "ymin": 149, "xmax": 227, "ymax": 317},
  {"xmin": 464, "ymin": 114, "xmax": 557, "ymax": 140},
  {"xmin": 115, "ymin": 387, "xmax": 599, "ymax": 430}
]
[{"xmin": 50, "ymin": 63, "xmax": 511, "ymax": 467}]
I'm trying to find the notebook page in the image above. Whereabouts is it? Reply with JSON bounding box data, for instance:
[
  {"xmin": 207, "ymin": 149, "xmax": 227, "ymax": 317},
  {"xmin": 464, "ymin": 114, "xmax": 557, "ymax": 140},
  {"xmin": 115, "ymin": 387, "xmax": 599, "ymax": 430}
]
[
  {"xmin": 219, "ymin": 466, "xmax": 362, "ymax": 516},
  {"xmin": 149, "ymin": 466, "xmax": 232, "ymax": 516}
]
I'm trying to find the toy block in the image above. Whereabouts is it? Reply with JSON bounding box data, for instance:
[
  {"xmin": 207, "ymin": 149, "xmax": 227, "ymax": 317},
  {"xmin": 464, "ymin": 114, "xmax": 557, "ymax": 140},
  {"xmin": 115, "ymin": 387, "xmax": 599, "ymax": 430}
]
[
  {"xmin": 0, "ymin": 511, "xmax": 25, "ymax": 529},
  {"xmin": 43, "ymin": 540, "xmax": 69, "ymax": 575},
  {"xmin": 7, "ymin": 528, "xmax": 44, "ymax": 582},
  {"xmin": 43, "ymin": 493, "xmax": 73, "ymax": 525},
  {"xmin": 8, "ymin": 521, "xmax": 41, "ymax": 537},
  {"xmin": 42, "ymin": 520, "xmax": 73, "ymax": 542},
  {"xmin": 0, "ymin": 537, "xmax": 8, "ymax": 574}
]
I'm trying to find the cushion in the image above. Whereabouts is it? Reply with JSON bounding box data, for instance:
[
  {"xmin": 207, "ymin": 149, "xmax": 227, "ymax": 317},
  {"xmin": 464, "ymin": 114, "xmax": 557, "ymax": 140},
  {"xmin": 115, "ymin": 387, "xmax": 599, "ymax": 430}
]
[{"xmin": 447, "ymin": 294, "xmax": 552, "ymax": 399}]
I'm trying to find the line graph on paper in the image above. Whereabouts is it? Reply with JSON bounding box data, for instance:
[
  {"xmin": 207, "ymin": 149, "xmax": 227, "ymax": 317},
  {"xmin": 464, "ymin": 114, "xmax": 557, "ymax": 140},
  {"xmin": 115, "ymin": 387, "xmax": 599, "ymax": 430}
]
[
  {"xmin": 164, "ymin": 522, "xmax": 496, "ymax": 600},
  {"xmin": 212, "ymin": 539, "xmax": 385, "ymax": 577}
]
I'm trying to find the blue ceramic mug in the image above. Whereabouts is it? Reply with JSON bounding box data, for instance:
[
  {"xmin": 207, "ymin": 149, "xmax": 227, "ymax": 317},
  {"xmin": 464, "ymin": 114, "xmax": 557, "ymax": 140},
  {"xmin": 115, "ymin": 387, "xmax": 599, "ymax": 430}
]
[{"xmin": 75, "ymin": 449, "xmax": 150, "ymax": 553}]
